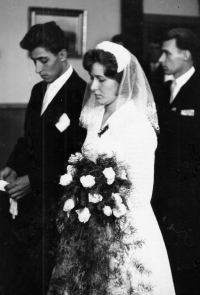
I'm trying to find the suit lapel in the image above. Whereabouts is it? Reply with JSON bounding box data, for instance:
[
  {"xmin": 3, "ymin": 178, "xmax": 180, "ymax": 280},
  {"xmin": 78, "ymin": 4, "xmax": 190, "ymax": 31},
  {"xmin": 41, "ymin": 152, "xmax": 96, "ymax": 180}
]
[
  {"xmin": 41, "ymin": 76, "xmax": 69, "ymax": 124},
  {"xmin": 171, "ymin": 73, "xmax": 197, "ymax": 108},
  {"xmin": 30, "ymin": 81, "xmax": 47, "ymax": 116},
  {"xmin": 43, "ymin": 83, "xmax": 68, "ymax": 124},
  {"xmin": 41, "ymin": 71, "xmax": 77, "ymax": 125}
]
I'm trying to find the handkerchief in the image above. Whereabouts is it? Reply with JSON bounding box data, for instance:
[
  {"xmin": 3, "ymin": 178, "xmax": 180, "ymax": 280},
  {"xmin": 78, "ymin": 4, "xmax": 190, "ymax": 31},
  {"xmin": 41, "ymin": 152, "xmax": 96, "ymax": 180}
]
[
  {"xmin": 55, "ymin": 113, "xmax": 70, "ymax": 132},
  {"xmin": 180, "ymin": 109, "xmax": 195, "ymax": 116},
  {"xmin": 0, "ymin": 180, "xmax": 18, "ymax": 219},
  {"xmin": 9, "ymin": 198, "xmax": 18, "ymax": 219},
  {"xmin": 0, "ymin": 179, "xmax": 8, "ymax": 191}
]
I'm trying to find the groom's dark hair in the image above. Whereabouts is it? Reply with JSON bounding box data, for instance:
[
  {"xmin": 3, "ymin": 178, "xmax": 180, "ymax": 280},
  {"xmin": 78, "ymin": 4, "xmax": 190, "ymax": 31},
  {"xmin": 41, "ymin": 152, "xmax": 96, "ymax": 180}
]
[{"xmin": 20, "ymin": 21, "xmax": 69, "ymax": 54}]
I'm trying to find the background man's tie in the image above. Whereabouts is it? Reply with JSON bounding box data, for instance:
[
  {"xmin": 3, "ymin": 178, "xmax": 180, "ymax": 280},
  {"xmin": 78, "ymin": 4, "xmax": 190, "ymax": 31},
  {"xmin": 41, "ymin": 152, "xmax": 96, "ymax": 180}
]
[{"xmin": 170, "ymin": 79, "xmax": 177, "ymax": 104}]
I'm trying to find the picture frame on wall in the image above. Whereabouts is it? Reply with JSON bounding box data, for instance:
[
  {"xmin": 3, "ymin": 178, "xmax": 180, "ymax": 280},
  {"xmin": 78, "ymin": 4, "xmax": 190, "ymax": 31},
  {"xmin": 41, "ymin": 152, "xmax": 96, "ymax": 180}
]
[{"xmin": 29, "ymin": 7, "xmax": 87, "ymax": 57}]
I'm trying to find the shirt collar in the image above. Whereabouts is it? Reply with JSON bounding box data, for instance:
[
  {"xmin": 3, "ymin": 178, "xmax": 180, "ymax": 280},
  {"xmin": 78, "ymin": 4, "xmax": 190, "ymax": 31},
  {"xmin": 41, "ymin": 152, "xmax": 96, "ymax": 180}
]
[
  {"xmin": 175, "ymin": 66, "xmax": 195, "ymax": 88},
  {"xmin": 47, "ymin": 65, "xmax": 73, "ymax": 91}
]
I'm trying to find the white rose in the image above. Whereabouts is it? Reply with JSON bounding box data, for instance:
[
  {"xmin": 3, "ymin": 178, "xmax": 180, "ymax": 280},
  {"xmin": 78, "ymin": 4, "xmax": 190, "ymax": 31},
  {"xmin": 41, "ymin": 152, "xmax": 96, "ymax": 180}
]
[
  {"xmin": 67, "ymin": 165, "xmax": 76, "ymax": 176},
  {"xmin": 102, "ymin": 206, "xmax": 112, "ymax": 216},
  {"xmin": 113, "ymin": 204, "xmax": 127, "ymax": 218},
  {"xmin": 75, "ymin": 152, "xmax": 83, "ymax": 160},
  {"xmin": 80, "ymin": 175, "xmax": 95, "ymax": 188},
  {"xmin": 111, "ymin": 193, "xmax": 122, "ymax": 205},
  {"xmin": 59, "ymin": 173, "xmax": 73, "ymax": 186},
  {"xmin": 63, "ymin": 198, "xmax": 75, "ymax": 212},
  {"xmin": 119, "ymin": 169, "xmax": 127, "ymax": 179},
  {"xmin": 76, "ymin": 207, "xmax": 91, "ymax": 223},
  {"xmin": 88, "ymin": 193, "xmax": 103, "ymax": 203},
  {"xmin": 68, "ymin": 152, "xmax": 83, "ymax": 163},
  {"xmin": 102, "ymin": 167, "xmax": 115, "ymax": 185}
]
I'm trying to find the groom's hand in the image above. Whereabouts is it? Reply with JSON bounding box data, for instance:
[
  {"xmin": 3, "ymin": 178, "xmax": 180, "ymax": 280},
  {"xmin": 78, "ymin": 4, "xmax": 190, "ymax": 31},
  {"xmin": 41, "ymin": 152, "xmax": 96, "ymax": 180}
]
[
  {"xmin": 0, "ymin": 166, "xmax": 17, "ymax": 183},
  {"xmin": 5, "ymin": 175, "xmax": 31, "ymax": 200}
]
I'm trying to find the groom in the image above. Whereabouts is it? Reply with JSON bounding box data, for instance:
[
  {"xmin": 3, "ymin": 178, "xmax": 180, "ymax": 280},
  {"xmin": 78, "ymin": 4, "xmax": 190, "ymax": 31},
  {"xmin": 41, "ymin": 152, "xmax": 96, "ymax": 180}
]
[{"xmin": 0, "ymin": 22, "xmax": 86, "ymax": 294}]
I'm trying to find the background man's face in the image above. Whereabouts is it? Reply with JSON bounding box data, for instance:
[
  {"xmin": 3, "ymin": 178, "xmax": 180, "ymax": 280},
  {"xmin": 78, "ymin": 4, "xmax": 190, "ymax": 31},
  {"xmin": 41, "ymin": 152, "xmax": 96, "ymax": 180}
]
[
  {"xmin": 159, "ymin": 38, "xmax": 185, "ymax": 79},
  {"xmin": 31, "ymin": 47, "xmax": 64, "ymax": 83},
  {"xmin": 149, "ymin": 42, "xmax": 162, "ymax": 63}
]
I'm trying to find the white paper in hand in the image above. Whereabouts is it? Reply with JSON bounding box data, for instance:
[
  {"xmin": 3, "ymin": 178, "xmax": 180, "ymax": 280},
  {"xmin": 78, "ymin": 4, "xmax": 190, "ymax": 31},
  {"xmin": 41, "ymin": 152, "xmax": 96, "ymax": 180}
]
[
  {"xmin": 0, "ymin": 180, "xmax": 9, "ymax": 191},
  {"xmin": 0, "ymin": 180, "xmax": 18, "ymax": 219}
]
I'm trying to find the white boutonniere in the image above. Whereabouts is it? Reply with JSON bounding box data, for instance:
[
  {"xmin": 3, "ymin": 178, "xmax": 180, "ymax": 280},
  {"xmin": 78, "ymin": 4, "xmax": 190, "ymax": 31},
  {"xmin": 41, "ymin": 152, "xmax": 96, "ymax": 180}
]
[{"xmin": 55, "ymin": 113, "xmax": 70, "ymax": 132}]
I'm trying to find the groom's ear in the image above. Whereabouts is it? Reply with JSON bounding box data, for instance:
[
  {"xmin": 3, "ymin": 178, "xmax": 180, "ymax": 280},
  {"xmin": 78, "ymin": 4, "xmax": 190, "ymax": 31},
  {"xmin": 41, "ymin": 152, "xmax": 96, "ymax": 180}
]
[{"xmin": 59, "ymin": 49, "xmax": 67, "ymax": 61}]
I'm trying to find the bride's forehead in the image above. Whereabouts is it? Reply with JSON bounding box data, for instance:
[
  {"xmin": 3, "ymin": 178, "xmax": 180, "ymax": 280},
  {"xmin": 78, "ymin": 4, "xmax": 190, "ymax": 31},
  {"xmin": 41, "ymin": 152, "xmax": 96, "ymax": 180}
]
[{"xmin": 90, "ymin": 62, "xmax": 105, "ymax": 75}]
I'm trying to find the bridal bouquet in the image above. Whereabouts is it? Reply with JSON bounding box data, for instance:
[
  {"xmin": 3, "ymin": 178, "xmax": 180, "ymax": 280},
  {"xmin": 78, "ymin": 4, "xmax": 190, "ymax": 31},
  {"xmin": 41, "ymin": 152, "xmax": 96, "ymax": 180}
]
[
  {"xmin": 48, "ymin": 152, "xmax": 150, "ymax": 295},
  {"xmin": 58, "ymin": 151, "xmax": 131, "ymax": 226}
]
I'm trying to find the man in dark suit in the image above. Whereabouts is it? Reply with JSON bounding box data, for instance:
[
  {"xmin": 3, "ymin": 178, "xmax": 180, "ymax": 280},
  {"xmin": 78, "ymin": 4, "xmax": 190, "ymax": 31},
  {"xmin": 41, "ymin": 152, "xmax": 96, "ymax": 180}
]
[
  {"xmin": 153, "ymin": 28, "xmax": 200, "ymax": 295},
  {"xmin": 0, "ymin": 22, "xmax": 86, "ymax": 295}
]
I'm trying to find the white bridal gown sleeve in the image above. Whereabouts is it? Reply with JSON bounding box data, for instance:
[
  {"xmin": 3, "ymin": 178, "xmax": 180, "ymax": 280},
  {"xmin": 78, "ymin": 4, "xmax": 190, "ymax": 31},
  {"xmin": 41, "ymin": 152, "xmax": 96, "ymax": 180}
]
[{"xmin": 83, "ymin": 100, "xmax": 176, "ymax": 295}]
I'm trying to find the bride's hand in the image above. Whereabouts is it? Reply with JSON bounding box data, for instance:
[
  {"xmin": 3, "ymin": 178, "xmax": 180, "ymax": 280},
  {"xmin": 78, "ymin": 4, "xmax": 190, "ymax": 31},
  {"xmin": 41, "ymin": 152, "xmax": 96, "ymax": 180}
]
[{"xmin": 5, "ymin": 175, "xmax": 31, "ymax": 200}]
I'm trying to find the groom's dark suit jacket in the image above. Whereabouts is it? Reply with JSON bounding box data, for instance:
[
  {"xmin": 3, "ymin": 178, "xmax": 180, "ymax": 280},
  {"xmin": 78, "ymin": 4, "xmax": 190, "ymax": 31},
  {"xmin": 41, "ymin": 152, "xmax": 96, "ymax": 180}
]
[
  {"xmin": 0, "ymin": 70, "xmax": 86, "ymax": 294},
  {"xmin": 7, "ymin": 69, "xmax": 86, "ymax": 210},
  {"xmin": 153, "ymin": 70, "xmax": 200, "ymax": 294}
]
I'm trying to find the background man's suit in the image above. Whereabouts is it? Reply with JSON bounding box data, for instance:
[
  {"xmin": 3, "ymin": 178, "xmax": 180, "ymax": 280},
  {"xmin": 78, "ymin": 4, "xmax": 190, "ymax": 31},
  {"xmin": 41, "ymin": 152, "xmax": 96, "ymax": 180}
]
[
  {"xmin": 0, "ymin": 70, "xmax": 86, "ymax": 295},
  {"xmin": 153, "ymin": 70, "xmax": 200, "ymax": 294}
]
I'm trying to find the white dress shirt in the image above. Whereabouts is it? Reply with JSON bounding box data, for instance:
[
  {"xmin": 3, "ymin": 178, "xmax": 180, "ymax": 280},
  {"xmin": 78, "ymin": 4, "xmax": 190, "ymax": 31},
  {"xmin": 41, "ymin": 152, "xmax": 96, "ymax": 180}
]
[
  {"xmin": 170, "ymin": 66, "xmax": 195, "ymax": 103},
  {"xmin": 41, "ymin": 65, "xmax": 73, "ymax": 115}
]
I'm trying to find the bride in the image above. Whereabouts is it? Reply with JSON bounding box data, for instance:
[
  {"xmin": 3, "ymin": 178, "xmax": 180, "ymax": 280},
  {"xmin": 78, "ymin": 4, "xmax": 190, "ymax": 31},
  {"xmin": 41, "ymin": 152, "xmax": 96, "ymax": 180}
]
[{"xmin": 48, "ymin": 41, "xmax": 175, "ymax": 294}]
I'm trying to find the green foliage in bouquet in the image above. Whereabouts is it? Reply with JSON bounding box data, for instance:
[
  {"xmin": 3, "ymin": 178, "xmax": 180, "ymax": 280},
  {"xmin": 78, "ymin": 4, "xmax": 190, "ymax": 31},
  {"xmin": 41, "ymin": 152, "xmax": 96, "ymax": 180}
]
[{"xmin": 48, "ymin": 152, "xmax": 152, "ymax": 295}]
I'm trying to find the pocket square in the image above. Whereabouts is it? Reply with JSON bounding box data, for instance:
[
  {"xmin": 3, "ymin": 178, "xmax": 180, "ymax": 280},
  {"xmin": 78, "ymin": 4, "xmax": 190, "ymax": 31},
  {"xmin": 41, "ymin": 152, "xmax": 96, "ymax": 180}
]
[
  {"xmin": 180, "ymin": 109, "xmax": 195, "ymax": 116},
  {"xmin": 55, "ymin": 113, "xmax": 70, "ymax": 132}
]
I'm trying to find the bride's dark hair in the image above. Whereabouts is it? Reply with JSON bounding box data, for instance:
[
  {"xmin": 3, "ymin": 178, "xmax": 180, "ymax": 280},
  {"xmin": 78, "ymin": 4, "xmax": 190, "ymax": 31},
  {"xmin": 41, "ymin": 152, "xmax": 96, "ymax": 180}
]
[{"xmin": 83, "ymin": 49, "xmax": 123, "ymax": 83}]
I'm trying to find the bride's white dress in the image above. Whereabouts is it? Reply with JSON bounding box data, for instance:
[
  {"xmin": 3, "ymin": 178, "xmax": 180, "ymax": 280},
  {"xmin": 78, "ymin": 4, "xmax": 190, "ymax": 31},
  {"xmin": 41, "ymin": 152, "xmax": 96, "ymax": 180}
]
[{"xmin": 82, "ymin": 100, "xmax": 175, "ymax": 294}]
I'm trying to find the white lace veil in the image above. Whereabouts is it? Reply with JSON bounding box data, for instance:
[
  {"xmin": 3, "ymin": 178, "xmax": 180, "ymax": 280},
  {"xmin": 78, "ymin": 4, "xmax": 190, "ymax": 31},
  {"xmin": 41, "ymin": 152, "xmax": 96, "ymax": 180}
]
[{"xmin": 80, "ymin": 41, "xmax": 159, "ymax": 132}]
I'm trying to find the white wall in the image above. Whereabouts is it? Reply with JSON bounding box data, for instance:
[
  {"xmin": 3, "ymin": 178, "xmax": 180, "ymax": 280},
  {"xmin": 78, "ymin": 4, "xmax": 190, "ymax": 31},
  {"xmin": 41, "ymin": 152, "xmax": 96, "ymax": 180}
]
[
  {"xmin": 0, "ymin": 0, "xmax": 121, "ymax": 103},
  {"xmin": 143, "ymin": 0, "xmax": 199, "ymax": 16}
]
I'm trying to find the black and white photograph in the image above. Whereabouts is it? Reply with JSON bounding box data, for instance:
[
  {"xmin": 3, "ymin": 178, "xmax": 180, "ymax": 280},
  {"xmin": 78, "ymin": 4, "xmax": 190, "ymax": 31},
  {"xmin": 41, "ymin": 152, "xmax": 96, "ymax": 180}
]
[{"xmin": 0, "ymin": 1, "xmax": 200, "ymax": 295}]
